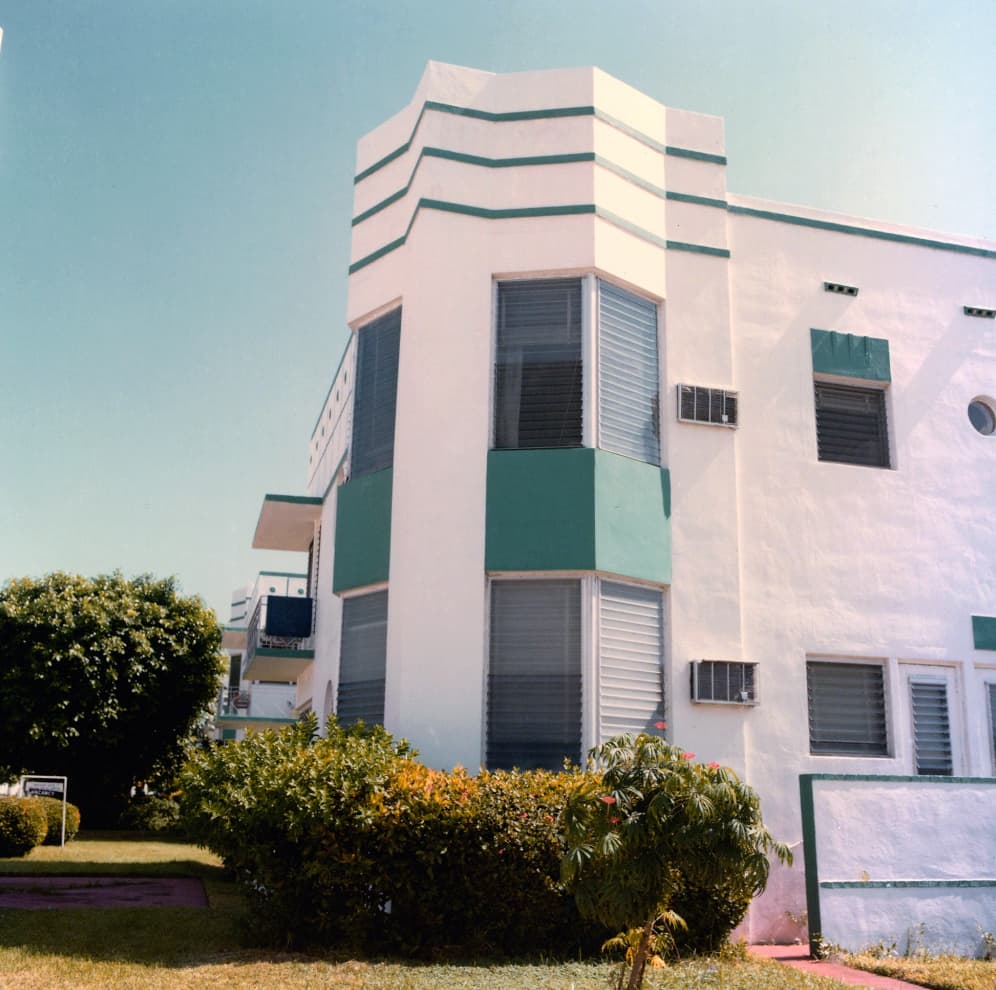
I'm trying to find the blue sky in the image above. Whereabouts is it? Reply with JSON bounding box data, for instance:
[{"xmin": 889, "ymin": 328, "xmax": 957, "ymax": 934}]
[{"xmin": 1, "ymin": 1, "xmax": 993, "ymax": 619}]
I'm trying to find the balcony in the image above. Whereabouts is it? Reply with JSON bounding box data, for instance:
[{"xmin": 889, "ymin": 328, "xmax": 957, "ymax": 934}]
[
  {"xmin": 253, "ymin": 493, "xmax": 322, "ymax": 551},
  {"xmin": 243, "ymin": 595, "xmax": 315, "ymax": 681},
  {"xmin": 215, "ymin": 684, "xmax": 297, "ymax": 730}
]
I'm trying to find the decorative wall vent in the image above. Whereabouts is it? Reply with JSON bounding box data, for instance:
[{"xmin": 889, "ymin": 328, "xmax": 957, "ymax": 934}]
[
  {"xmin": 964, "ymin": 305, "xmax": 996, "ymax": 319},
  {"xmin": 677, "ymin": 384, "xmax": 738, "ymax": 427},
  {"xmin": 824, "ymin": 281, "xmax": 859, "ymax": 297},
  {"xmin": 691, "ymin": 660, "xmax": 758, "ymax": 705}
]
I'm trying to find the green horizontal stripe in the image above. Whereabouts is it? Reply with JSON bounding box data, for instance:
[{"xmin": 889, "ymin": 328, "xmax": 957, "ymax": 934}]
[
  {"xmin": 666, "ymin": 190, "xmax": 728, "ymax": 209},
  {"xmin": 262, "ymin": 494, "xmax": 322, "ymax": 506},
  {"xmin": 251, "ymin": 647, "xmax": 315, "ymax": 659},
  {"xmin": 729, "ymin": 206, "xmax": 996, "ymax": 259},
  {"xmin": 216, "ymin": 715, "xmax": 297, "ymax": 725},
  {"xmin": 258, "ymin": 570, "xmax": 308, "ymax": 579},
  {"xmin": 801, "ymin": 772, "xmax": 996, "ymax": 785},
  {"xmin": 355, "ymin": 99, "xmax": 724, "ymax": 185},
  {"xmin": 349, "ymin": 198, "xmax": 702, "ymax": 274},
  {"xmin": 821, "ymin": 879, "xmax": 996, "ymax": 889}
]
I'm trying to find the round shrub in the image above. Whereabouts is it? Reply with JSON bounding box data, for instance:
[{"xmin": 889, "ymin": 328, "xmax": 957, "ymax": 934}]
[
  {"xmin": 0, "ymin": 797, "xmax": 49, "ymax": 857},
  {"xmin": 30, "ymin": 797, "xmax": 81, "ymax": 844},
  {"xmin": 118, "ymin": 793, "xmax": 182, "ymax": 833}
]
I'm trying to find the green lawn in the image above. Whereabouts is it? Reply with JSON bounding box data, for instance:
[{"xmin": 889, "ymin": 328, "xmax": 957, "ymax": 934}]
[
  {"xmin": 0, "ymin": 833, "xmax": 857, "ymax": 989},
  {"xmin": 843, "ymin": 952, "xmax": 996, "ymax": 990}
]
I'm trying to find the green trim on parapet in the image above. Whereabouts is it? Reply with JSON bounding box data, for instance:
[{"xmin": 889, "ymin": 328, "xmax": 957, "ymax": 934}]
[
  {"xmin": 258, "ymin": 570, "xmax": 309, "ymax": 579},
  {"xmin": 821, "ymin": 879, "xmax": 996, "ymax": 889},
  {"xmin": 262, "ymin": 494, "xmax": 323, "ymax": 506},
  {"xmin": 972, "ymin": 615, "xmax": 996, "ymax": 650},
  {"xmin": 798, "ymin": 775, "xmax": 823, "ymax": 955},
  {"xmin": 801, "ymin": 772, "xmax": 996, "ymax": 784},
  {"xmin": 811, "ymin": 328, "xmax": 891, "ymax": 383},
  {"xmin": 730, "ymin": 205, "xmax": 996, "ymax": 259},
  {"xmin": 349, "ymin": 198, "xmax": 727, "ymax": 274}
]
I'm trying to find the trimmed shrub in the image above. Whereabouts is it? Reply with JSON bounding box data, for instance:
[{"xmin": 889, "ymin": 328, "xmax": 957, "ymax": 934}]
[
  {"xmin": 0, "ymin": 797, "xmax": 48, "ymax": 857},
  {"xmin": 118, "ymin": 793, "xmax": 182, "ymax": 833},
  {"xmin": 31, "ymin": 796, "xmax": 81, "ymax": 844}
]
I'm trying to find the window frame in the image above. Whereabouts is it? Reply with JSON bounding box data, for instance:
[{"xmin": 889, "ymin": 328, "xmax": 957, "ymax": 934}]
[
  {"xmin": 806, "ymin": 657, "xmax": 891, "ymax": 758},
  {"xmin": 491, "ymin": 274, "xmax": 663, "ymax": 466},
  {"xmin": 337, "ymin": 586, "xmax": 389, "ymax": 728}
]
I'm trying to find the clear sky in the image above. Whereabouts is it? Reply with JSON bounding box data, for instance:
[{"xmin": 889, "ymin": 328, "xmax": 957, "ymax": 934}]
[{"xmin": 1, "ymin": 1, "xmax": 994, "ymax": 620}]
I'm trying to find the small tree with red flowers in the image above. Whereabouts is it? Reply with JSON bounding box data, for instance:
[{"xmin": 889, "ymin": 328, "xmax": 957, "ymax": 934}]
[{"xmin": 562, "ymin": 732, "xmax": 791, "ymax": 990}]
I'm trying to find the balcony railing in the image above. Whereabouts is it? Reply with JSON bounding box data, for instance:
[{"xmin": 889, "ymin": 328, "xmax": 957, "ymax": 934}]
[
  {"xmin": 216, "ymin": 683, "xmax": 296, "ymax": 721},
  {"xmin": 244, "ymin": 595, "xmax": 315, "ymax": 679}
]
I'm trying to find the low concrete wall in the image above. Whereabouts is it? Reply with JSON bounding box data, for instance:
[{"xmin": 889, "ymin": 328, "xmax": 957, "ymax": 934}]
[{"xmin": 800, "ymin": 773, "xmax": 996, "ymax": 957}]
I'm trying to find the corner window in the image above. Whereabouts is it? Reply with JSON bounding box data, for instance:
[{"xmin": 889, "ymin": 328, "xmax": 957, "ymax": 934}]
[
  {"xmin": 351, "ymin": 308, "xmax": 401, "ymax": 478},
  {"xmin": 494, "ymin": 277, "xmax": 660, "ymax": 465},
  {"xmin": 806, "ymin": 660, "xmax": 888, "ymax": 756},
  {"xmin": 338, "ymin": 590, "xmax": 387, "ymax": 727},
  {"xmin": 486, "ymin": 578, "xmax": 664, "ymax": 771},
  {"xmin": 814, "ymin": 381, "xmax": 890, "ymax": 468}
]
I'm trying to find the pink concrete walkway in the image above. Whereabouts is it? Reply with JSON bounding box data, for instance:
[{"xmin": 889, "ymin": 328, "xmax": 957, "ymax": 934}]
[
  {"xmin": 750, "ymin": 945, "xmax": 928, "ymax": 989},
  {"xmin": 0, "ymin": 875, "xmax": 208, "ymax": 909}
]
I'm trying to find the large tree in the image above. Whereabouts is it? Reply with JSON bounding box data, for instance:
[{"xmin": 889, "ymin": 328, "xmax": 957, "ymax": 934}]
[{"xmin": 0, "ymin": 572, "xmax": 223, "ymax": 826}]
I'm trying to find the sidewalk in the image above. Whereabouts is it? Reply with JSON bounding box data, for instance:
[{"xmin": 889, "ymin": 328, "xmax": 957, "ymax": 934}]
[{"xmin": 750, "ymin": 944, "xmax": 927, "ymax": 989}]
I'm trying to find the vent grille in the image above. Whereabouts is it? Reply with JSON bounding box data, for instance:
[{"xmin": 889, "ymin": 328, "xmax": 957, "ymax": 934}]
[
  {"xmin": 677, "ymin": 385, "xmax": 738, "ymax": 427},
  {"xmin": 691, "ymin": 661, "xmax": 758, "ymax": 705},
  {"xmin": 964, "ymin": 306, "xmax": 996, "ymax": 319},
  {"xmin": 824, "ymin": 281, "xmax": 859, "ymax": 297}
]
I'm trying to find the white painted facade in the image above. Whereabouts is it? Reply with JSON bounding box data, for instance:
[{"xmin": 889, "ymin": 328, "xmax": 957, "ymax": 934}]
[{"xmin": 243, "ymin": 62, "xmax": 996, "ymax": 943}]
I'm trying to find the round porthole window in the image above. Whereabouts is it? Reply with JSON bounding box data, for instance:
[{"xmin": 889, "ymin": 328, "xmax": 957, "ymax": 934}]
[{"xmin": 968, "ymin": 398, "xmax": 996, "ymax": 436}]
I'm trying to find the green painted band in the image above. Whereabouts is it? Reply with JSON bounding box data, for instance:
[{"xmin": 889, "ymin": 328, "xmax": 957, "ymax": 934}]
[
  {"xmin": 263, "ymin": 494, "xmax": 323, "ymax": 506},
  {"xmin": 666, "ymin": 240, "xmax": 731, "ymax": 258},
  {"xmin": 597, "ymin": 207, "xmax": 669, "ymax": 249},
  {"xmin": 800, "ymin": 772, "xmax": 996, "ymax": 785},
  {"xmin": 798, "ymin": 775, "xmax": 823, "ymax": 953},
  {"xmin": 310, "ymin": 336, "xmax": 353, "ymax": 440},
  {"xmin": 665, "ymin": 145, "xmax": 728, "ymax": 164},
  {"xmin": 251, "ymin": 647, "xmax": 315, "ymax": 659},
  {"xmin": 354, "ymin": 99, "xmax": 725, "ymax": 185},
  {"xmin": 666, "ymin": 190, "xmax": 728, "ymax": 209},
  {"xmin": 223, "ymin": 625, "xmax": 247, "ymax": 632},
  {"xmin": 729, "ymin": 206, "xmax": 996, "ymax": 259},
  {"xmin": 258, "ymin": 570, "xmax": 308, "ymax": 579},
  {"xmin": 821, "ymin": 879, "xmax": 996, "ymax": 889},
  {"xmin": 972, "ymin": 615, "xmax": 996, "ymax": 650},
  {"xmin": 596, "ymin": 156, "xmax": 667, "ymax": 198},
  {"xmin": 230, "ymin": 598, "xmax": 247, "ymax": 606}
]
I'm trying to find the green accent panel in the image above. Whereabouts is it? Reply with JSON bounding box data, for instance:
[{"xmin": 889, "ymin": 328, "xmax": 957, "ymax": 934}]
[
  {"xmin": 258, "ymin": 570, "xmax": 308, "ymax": 578},
  {"xmin": 666, "ymin": 240, "xmax": 731, "ymax": 258},
  {"xmin": 221, "ymin": 729, "xmax": 236, "ymax": 740},
  {"xmin": 594, "ymin": 450, "xmax": 671, "ymax": 585},
  {"xmin": 821, "ymin": 879, "xmax": 996, "ymax": 889},
  {"xmin": 333, "ymin": 468, "xmax": 393, "ymax": 592},
  {"xmin": 973, "ymin": 615, "xmax": 996, "ymax": 650},
  {"xmin": 485, "ymin": 449, "xmax": 670, "ymax": 583},
  {"xmin": 811, "ymin": 328, "xmax": 891, "ymax": 382},
  {"xmin": 798, "ymin": 774, "xmax": 823, "ymax": 952},
  {"xmin": 252, "ymin": 647, "xmax": 315, "ymax": 660},
  {"xmin": 262, "ymin": 494, "xmax": 322, "ymax": 506},
  {"xmin": 486, "ymin": 449, "xmax": 597, "ymax": 572},
  {"xmin": 729, "ymin": 205, "xmax": 996, "ymax": 259}
]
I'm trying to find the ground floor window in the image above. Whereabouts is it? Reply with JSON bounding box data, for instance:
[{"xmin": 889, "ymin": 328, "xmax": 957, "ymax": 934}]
[
  {"xmin": 909, "ymin": 677, "xmax": 953, "ymax": 776},
  {"xmin": 806, "ymin": 660, "xmax": 888, "ymax": 756},
  {"xmin": 338, "ymin": 589, "xmax": 387, "ymax": 727},
  {"xmin": 486, "ymin": 577, "xmax": 665, "ymax": 771}
]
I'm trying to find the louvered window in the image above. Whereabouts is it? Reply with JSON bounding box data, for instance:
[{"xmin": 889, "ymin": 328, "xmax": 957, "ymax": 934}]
[
  {"xmin": 807, "ymin": 661, "xmax": 888, "ymax": 756},
  {"xmin": 494, "ymin": 279, "xmax": 583, "ymax": 450},
  {"xmin": 351, "ymin": 308, "xmax": 401, "ymax": 478},
  {"xmin": 598, "ymin": 283, "xmax": 660, "ymax": 463},
  {"xmin": 990, "ymin": 684, "xmax": 996, "ymax": 772},
  {"xmin": 910, "ymin": 679, "xmax": 953, "ymax": 776},
  {"xmin": 814, "ymin": 382, "xmax": 890, "ymax": 468},
  {"xmin": 598, "ymin": 582, "xmax": 664, "ymax": 738},
  {"xmin": 338, "ymin": 590, "xmax": 387, "ymax": 727},
  {"xmin": 677, "ymin": 385, "xmax": 738, "ymax": 427},
  {"xmin": 487, "ymin": 580, "xmax": 582, "ymax": 771}
]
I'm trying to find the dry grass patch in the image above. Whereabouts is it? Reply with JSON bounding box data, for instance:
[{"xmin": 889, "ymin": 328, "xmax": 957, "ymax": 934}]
[{"xmin": 844, "ymin": 952, "xmax": 996, "ymax": 990}]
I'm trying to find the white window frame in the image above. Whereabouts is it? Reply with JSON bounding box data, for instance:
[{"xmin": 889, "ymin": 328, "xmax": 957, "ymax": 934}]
[
  {"xmin": 806, "ymin": 656, "xmax": 892, "ymax": 758},
  {"xmin": 490, "ymin": 274, "xmax": 663, "ymax": 466},
  {"xmin": 900, "ymin": 663, "xmax": 963, "ymax": 777}
]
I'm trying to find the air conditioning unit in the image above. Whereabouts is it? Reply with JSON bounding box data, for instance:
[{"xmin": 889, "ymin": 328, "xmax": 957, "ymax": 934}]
[
  {"xmin": 677, "ymin": 384, "xmax": 738, "ymax": 428},
  {"xmin": 690, "ymin": 660, "xmax": 759, "ymax": 705}
]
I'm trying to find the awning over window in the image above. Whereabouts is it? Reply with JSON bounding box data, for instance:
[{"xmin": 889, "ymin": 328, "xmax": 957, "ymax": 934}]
[{"xmin": 252, "ymin": 494, "xmax": 322, "ymax": 551}]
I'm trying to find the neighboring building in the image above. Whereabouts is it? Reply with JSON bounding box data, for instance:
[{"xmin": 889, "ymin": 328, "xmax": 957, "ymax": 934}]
[
  {"xmin": 241, "ymin": 62, "xmax": 996, "ymax": 940},
  {"xmin": 212, "ymin": 572, "xmax": 304, "ymax": 740}
]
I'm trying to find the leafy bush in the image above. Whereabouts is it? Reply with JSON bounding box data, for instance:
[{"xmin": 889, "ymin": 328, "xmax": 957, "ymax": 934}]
[
  {"xmin": 562, "ymin": 734, "xmax": 791, "ymax": 989},
  {"xmin": 180, "ymin": 716, "xmax": 597, "ymax": 955},
  {"xmin": 31, "ymin": 796, "xmax": 81, "ymax": 844},
  {"xmin": 0, "ymin": 797, "xmax": 49, "ymax": 857},
  {"xmin": 118, "ymin": 792, "xmax": 182, "ymax": 833}
]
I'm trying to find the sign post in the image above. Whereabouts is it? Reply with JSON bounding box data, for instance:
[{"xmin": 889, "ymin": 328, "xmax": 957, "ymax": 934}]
[{"xmin": 19, "ymin": 776, "xmax": 69, "ymax": 846}]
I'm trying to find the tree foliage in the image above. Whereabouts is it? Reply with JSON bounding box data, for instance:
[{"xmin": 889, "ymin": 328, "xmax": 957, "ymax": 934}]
[
  {"xmin": 562, "ymin": 734, "xmax": 791, "ymax": 989},
  {"xmin": 0, "ymin": 572, "xmax": 223, "ymax": 825}
]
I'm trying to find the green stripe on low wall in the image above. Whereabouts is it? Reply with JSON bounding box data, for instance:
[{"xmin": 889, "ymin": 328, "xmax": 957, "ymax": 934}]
[
  {"xmin": 973, "ymin": 615, "xmax": 996, "ymax": 650},
  {"xmin": 333, "ymin": 467, "xmax": 393, "ymax": 593},
  {"xmin": 811, "ymin": 328, "xmax": 891, "ymax": 382},
  {"xmin": 821, "ymin": 879, "xmax": 996, "ymax": 889},
  {"xmin": 485, "ymin": 448, "xmax": 670, "ymax": 583}
]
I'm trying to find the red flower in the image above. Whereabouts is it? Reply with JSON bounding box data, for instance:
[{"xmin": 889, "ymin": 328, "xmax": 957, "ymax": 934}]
[
  {"xmin": 708, "ymin": 761, "xmax": 721, "ymax": 769},
  {"xmin": 654, "ymin": 721, "xmax": 668, "ymax": 730},
  {"xmin": 600, "ymin": 794, "xmax": 617, "ymax": 805},
  {"xmin": 609, "ymin": 816, "xmax": 620, "ymax": 824},
  {"xmin": 682, "ymin": 752, "xmax": 695, "ymax": 760}
]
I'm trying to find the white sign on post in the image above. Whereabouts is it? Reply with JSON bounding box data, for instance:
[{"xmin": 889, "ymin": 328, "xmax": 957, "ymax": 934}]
[{"xmin": 19, "ymin": 776, "xmax": 69, "ymax": 846}]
